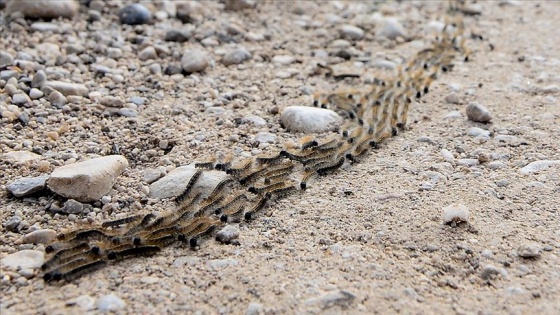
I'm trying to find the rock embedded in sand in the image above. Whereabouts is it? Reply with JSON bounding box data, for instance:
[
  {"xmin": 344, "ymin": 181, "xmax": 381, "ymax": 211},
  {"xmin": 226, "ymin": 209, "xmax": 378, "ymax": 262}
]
[
  {"xmin": 22, "ymin": 229, "xmax": 57, "ymax": 244},
  {"xmin": 6, "ymin": 176, "xmax": 49, "ymax": 197},
  {"xmin": 47, "ymin": 155, "xmax": 129, "ymax": 203},
  {"xmin": 378, "ymin": 18, "xmax": 407, "ymax": 40},
  {"xmin": 442, "ymin": 204, "xmax": 469, "ymax": 224},
  {"xmin": 339, "ymin": 24, "xmax": 364, "ymax": 40},
  {"xmin": 281, "ymin": 106, "xmax": 342, "ymax": 133},
  {"xmin": 216, "ymin": 225, "xmax": 240, "ymax": 244},
  {"xmin": 1, "ymin": 250, "xmax": 45, "ymax": 270},
  {"xmin": 466, "ymin": 102, "xmax": 492, "ymax": 123},
  {"xmin": 517, "ymin": 244, "xmax": 541, "ymax": 258},
  {"xmin": 5, "ymin": 0, "xmax": 78, "ymax": 19}
]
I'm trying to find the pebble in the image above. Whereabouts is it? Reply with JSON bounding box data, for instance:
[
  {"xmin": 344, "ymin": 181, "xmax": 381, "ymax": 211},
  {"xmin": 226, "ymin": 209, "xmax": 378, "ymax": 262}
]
[
  {"xmin": 495, "ymin": 179, "xmax": 509, "ymax": 187},
  {"xmin": 1, "ymin": 70, "xmax": 20, "ymax": 81},
  {"xmin": 372, "ymin": 59, "xmax": 396, "ymax": 70},
  {"xmin": 488, "ymin": 161, "xmax": 506, "ymax": 170},
  {"xmin": 12, "ymin": 93, "xmax": 31, "ymax": 106},
  {"xmin": 29, "ymin": 88, "xmax": 43, "ymax": 99},
  {"xmin": 0, "ymin": 51, "xmax": 14, "ymax": 68},
  {"xmin": 22, "ymin": 229, "xmax": 57, "ymax": 244},
  {"xmin": 517, "ymin": 244, "xmax": 541, "ymax": 258},
  {"xmin": 222, "ymin": 47, "xmax": 251, "ymax": 66},
  {"xmin": 378, "ymin": 18, "xmax": 407, "ymax": 40},
  {"xmin": 457, "ymin": 159, "xmax": 479, "ymax": 166},
  {"xmin": 480, "ymin": 264, "xmax": 504, "ymax": 280},
  {"xmin": 216, "ymin": 225, "xmax": 240, "ymax": 244},
  {"xmin": 206, "ymin": 258, "xmax": 239, "ymax": 269},
  {"xmin": 149, "ymin": 165, "xmax": 229, "ymax": 199},
  {"xmin": 3, "ymin": 151, "xmax": 41, "ymax": 164},
  {"xmin": 96, "ymin": 294, "xmax": 126, "ymax": 312},
  {"xmin": 30, "ymin": 22, "xmax": 59, "ymax": 33},
  {"xmin": 281, "ymin": 106, "xmax": 343, "ymax": 133},
  {"xmin": 4, "ymin": 216, "xmax": 22, "ymax": 232},
  {"xmin": 445, "ymin": 92, "xmax": 460, "ymax": 104},
  {"xmin": 0, "ymin": 250, "xmax": 44, "ymax": 270},
  {"xmin": 467, "ymin": 127, "xmax": 490, "ymax": 139},
  {"xmin": 62, "ymin": 199, "xmax": 84, "ymax": 214},
  {"xmin": 224, "ymin": 0, "xmax": 256, "ymax": 11},
  {"xmin": 6, "ymin": 175, "xmax": 49, "ymax": 197},
  {"xmin": 47, "ymin": 155, "xmax": 129, "ymax": 202},
  {"xmin": 67, "ymin": 295, "xmax": 95, "ymax": 311},
  {"xmin": 173, "ymin": 256, "xmax": 201, "ymax": 267},
  {"xmin": 119, "ymin": 3, "xmax": 151, "ymax": 25},
  {"xmin": 254, "ymin": 132, "xmax": 276, "ymax": 144},
  {"xmin": 339, "ymin": 24, "xmax": 364, "ymax": 40},
  {"xmin": 519, "ymin": 160, "xmax": 559, "ymax": 175},
  {"xmin": 139, "ymin": 46, "xmax": 157, "ymax": 61},
  {"xmin": 442, "ymin": 204, "xmax": 469, "ymax": 224},
  {"xmin": 420, "ymin": 182, "xmax": 434, "ymax": 191},
  {"xmin": 32, "ymin": 70, "xmax": 47, "ymax": 88},
  {"xmin": 165, "ymin": 29, "xmax": 191, "ymax": 42},
  {"xmin": 305, "ymin": 290, "xmax": 356, "ymax": 309},
  {"xmin": 6, "ymin": 0, "xmax": 78, "ymax": 19},
  {"xmin": 440, "ymin": 149, "xmax": 454, "ymax": 162},
  {"xmin": 48, "ymin": 91, "xmax": 67, "ymax": 108},
  {"xmin": 181, "ymin": 49, "xmax": 208, "ymax": 73},
  {"xmin": 245, "ymin": 303, "xmax": 263, "ymax": 315},
  {"xmin": 272, "ymin": 55, "xmax": 296, "ymax": 65},
  {"xmin": 466, "ymin": 102, "xmax": 492, "ymax": 123},
  {"xmin": 44, "ymin": 81, "xmax": 88, "ymax": 96},
  {"xmin": 243, "ymin": 115, "xmax": 267, "ymax": 126}
]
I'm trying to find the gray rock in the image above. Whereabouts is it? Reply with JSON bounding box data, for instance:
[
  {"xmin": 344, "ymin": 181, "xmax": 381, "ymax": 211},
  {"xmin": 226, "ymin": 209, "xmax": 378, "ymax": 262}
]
[
  {"xmin": 467, "ymin": 127, "xmax": 490, "ymax": 139},
  {"xmin": 254, "ymin": 132, "xmax": 276, "ymax": 144},
  {"xmin": 224, "ymin": 0, "xmax": 256, "ymax": 11},
  {"xmin": 222, "ymin": 47, "xmax": 251, "ymax": 66},
  {"xmin": 488, "ymin": 161, "xmax": 506, "ymax": 170},
  {"xmin": 480, "ymin": 264, "xmax": 503, "ymax": 280},
  {"xmin": 32, "ymin": 70, "xmax": 47, "ymax": 88},
  {"xmin": 96, "ymin": 294, "xmax": 126, "ymax": 312},
  {"xmin": 88, "ymin": 9, "xmax": 101, "ymax": 22},
  {"xmin": 243, "ymin": 115, "xmax": 267, "ymax": 126},
  {"xmin": 272, "ymin": 55, "xmax": 295, "ymax": 65},
  {"xmin": 100, "ymin": 96, "xmax": 124, "ymax": 107},
  {"xmin": 11, "ymin": 93, "xmax": 31, "ymax": 106},
  {"xmin": 216, "ymin": 225, "xmax": 240, "ymax": 244},
  {"xmin": 30, "ymin": 22, "xmax": 59, "ymax": 33},
  {"xmin": 378, "ymin": 18, "xmax": 407, "ymax": 40},
  {"xmin": 0, "ymin": 51, "xmax": 14, "ymax": 68},
  {"xmin": 181, "ymin": 49, "xmax": 208, "ymax": 73},
  {"xmin": 0, "ymin": 250, "xmax": 44, "ymax": 270},
  {"xmin": 62, "ymin": 199, "xmax": 84, "ymax": 214},
  {"xmin": 22, "ymin": 229, "xmax": 57, "ymax": 244},
  {"xmin": 117, "ymin": 108, "xmax": 138, "ymax": 117},
  {"xmin": 4, "ymin": 216, "xmax": 22, "ymax": 232},
  {"xmin": 48, "ymin": 91, "xmax": 67, "ymax": 108},
  {"xmin": 206, "ymin": 258, "xmax": 239, "ymax": 269},
  {"xmin": 29, "ymin": 88, "xmax": 44, "ymax": 99},
  {"xmin": 149, "ymin": 165, "xmax": 229, "ymax": 199},
  {"xmin": 495, "ymin": 179, "xmax": 509, "ymax": 187},
  {"xmin": 518, "ymin": 244, "xmax": 541, "ymax": 258},
  {"xmin": 440, "ymin": 149, "xmax": 454, "ymax": 162},
  {"xmin": 1, "ymin": 70, "xmax": 20, "ymax": 81},
  {"xmin": 47, "ymin": 155, "xmax": 129, "ymax": 202},
  {"xmin": 6, "ymin": 0, "xmax": 78, "ymax": 19},
  {"xmin": 457, "ymin": 158, "xmax": 479, "ymax": 166},
  {"xmin": 6, "ymin": 176, "xmax": 49, "ymax": 197},
  {"xmin": 419, "ymin": 182, "xmax": 434, "ymax": 191},
  {"xmin": 138, "ymin": 46, "xmax": 157, "ymax": 61},
  {"xmin": 129, "ymin": 96, "xmax": 145, "ymax": 106},
  {"xmin": 281, "ymin": 106, "xmax": 342, "ymax": 133},
  {"xmin": 466, "ymin": 102, "xmax": 492, "ymax": 123},
  {"xmin": 119, "ymin": 3, "xmax": 151, "ymax": 25},
  {"xmin": 44, "ymin": 81, "xmax": 88, "ymax": 96},
  {"xmin": 67, "ymin": 295, "xmax": 95, "ymax": 311},
  {"xmin": 372, "ymin": 59, "xmax": 396, "ymax": 70},
  {"xmin": 165, "ymin": 29, "xmax": 191, "ymax": 42},
  {"xmin": 519, "ymin": 160, "xmax": 559, "ymax": 174},
  {"xmin": 339, "ymin": 24, "xmax": 364, "ymax": 40},
  {"xmin": 305, "ymin": 290, "xmax": 356, "ymax": 310},
  {"xmin": 245, "ymin": 303, "xmax": 263, "ymax": 315},
  {"xmin": 445, "ymin": 92, "xmax": 460, "ymax": 104}
]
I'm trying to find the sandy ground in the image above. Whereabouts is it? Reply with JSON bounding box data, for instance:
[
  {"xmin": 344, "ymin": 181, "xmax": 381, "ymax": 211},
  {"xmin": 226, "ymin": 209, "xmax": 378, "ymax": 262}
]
[{"xmin": 1, "ymin": 1, "xmax": 559, "ymax": 314}]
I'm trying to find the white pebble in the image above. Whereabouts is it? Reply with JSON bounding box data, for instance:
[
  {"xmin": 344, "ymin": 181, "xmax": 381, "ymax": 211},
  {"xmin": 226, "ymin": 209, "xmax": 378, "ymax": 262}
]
[
  {"xmin": 442, "ymin": 204, "xmax": 469, "ymax": 224},
  {"xmin": 96, "ymin": 294, "xmax": 126, "ymax": 312}
]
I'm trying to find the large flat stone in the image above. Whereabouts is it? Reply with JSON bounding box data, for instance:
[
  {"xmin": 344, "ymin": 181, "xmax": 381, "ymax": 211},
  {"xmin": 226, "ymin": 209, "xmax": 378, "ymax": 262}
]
[
  {"xmin": 47, "ymin": 155, "xmax": 128, "ymax": 202},
  {"xmin": 149, "ymin": 165, "xmax": 230, "ymax": 200}
]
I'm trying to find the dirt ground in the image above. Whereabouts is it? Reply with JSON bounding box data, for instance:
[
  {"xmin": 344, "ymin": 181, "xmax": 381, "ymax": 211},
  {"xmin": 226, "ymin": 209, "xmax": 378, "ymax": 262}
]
[{"xmin": 1, "ymin": 1, "xmax": 559, "ymax": 314}]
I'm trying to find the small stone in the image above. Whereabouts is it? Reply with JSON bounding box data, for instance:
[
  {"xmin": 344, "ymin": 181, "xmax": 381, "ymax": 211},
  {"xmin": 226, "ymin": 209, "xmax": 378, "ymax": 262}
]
[
  {"xmin": 181, "ymin": 49, "xmax": 208, "ymax": 73},
  {"xmin": 488, "ymin": 161, "xmax": 506, "ymax": 170},
  {"xmin": 4, "ymin": 216, "xmax": 22, "ymax": 232},
  {"xmin": 224, "ymin": 0, "xmax": 256, "ymax": 11},
  {"xmin": 48, "ymin": 91, "xmax": 67, "ymax": 107},
  {"xmin": 441, "ymin": 149, "xmax": 454, "ymax": 162},
  {"xmin": 281, "ymin": 106, "xmax": 343, "ymax": 133},
  {"xmin": 29, "ymin": 88, "xmax": 44, "ymax": 99},
  {"xmin": 119, "ymin": 3, "xmax": 151, "ymax": 25},
  {"xmin": 466, "ymin": 102, "xmax": 492, "ymax": 123},
  {"xmin": 216, "ymin": 225, "xmax": 240, "ymax": 244},
  {"xmin": 222, "ymin": 47, "xmax": 251, "ymax": 66},
  {"xmin": 6, "ymin": 176, "xmax": 49, "ymax": 197},
  {"xmin": 0, "ymin": 250, "xmax": 44, "ymax": 270},
  {"xmin": 3, "ymin": 151, "xmax": 41, "ymax": 164},
  {"xmin": 442, "ymin": 204, "xmax": 469, "ymax": 224},
  {"xmin": 22, "ymin": 229, "xmax": 57, "ymax": 244},
  {"xmin": 88, "ymin": 9, "xmax": 101, "ymax": 22},
  {"xmin": 243, "ymin": 115, "xmax": 267, "ymax": 126},
  {"xmin": 480, "ymin": 264, "xmax": 503, "ymax": 280},
  {"xmin": 46, "ymin": 131, "xmax": 59, "ymax": 141},
  {"xmin": 32, "ymin": 70, "xmax": 47, "ymax": 88},
  {"xmin": 47, "ymin": 155, "xmax": 129, "ymax": 203},
  {"xmin": 12, "ymin": 93, "xmax": 31, "ymax": 106},
  {"xmin": 149, "ymin": 165, "xmax": 229, "ymax": 199},
  {"xmin": 305, "ymin": 290, "xmax": 356, "ymax": 309},
  {"xmin": 0, "ymin": 51, "xmax": 14, "ymax": 68},
  {"xmin": 165, "ymin": 29, "xmax": 191, "ymax": 42},
  {"xmin": 67, "ymin": 295, "xmax": 95, "ymax": 311},
  {"xmin": 339, "ymin": 24, "xmax": 364, "ymax": 40},
  {"xmin": 457, "ymin": 158, "xmax": 479, "ymax": 166},
  {"xmin": 467, "ymin": 127, "xmax": 490, "ymax": 139},
  {"xmin": 117, "ymin": 108, "xmax": 138, "ymax": 117},
  {"xmin": 378, "ymin": 18, "xmax": 407, "ymax": 40},
  {"xmin": 445, "ymin": 92, "xmax": 460, "ymax": 104},
  {"xmin": 44, "ymin": 81, "xmax": 88, "ymax": 96},
  {"xmin": 272, "ymin": 55, "xmax": 295, "ymax": 65},
  {"xmin": 139, "ymin": 46, "xmax": 157, "ymax": 61},
  {"xmin": 245, "ymin": 303, "xmax": 263, "ymax": 315},
  {"xmin": 100, "ymin": 96, "xmax": 124, "ymax": 108},
  {"xmin": 206, "ymin": 258, "xmax": 239, "ymax": 269},
  {"xmin": 254, "ymin": 132, "xmax": 276, "ymax": 144},
  {"xmin": 96, "ymin": 294, "xmax": 126, "ymax": 312},
  {"xmin": 519, "ymin": 160, "xmax": 560, "ymax": 175},
  {"xmin": 6, "ymin": 0, "xmax": 78, "ymax": 19},
  {"xmin": 495, "ymin": 179, "xmax": 509, "ymax": 187},
  {"xmin": 1, "ymin": 70, "xmax": 20, "ymax": 81},
  {"xmin": 372, "ymin": 59, "xmax": 396, "ymax": 70},
  {"xmin": 30, "ymin": 22, "xmax": 59, "ymax": 33},
  {"xmin": 62, "ymin": 199, "xmax": 84, "ymax": 214},
  {"xmin": 420, "ymin": 182, "xmax": 434, "ymax": 191},
  {"xmin": 518, "ymin": 244, "xmax": 541, "ymax": 258}
]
